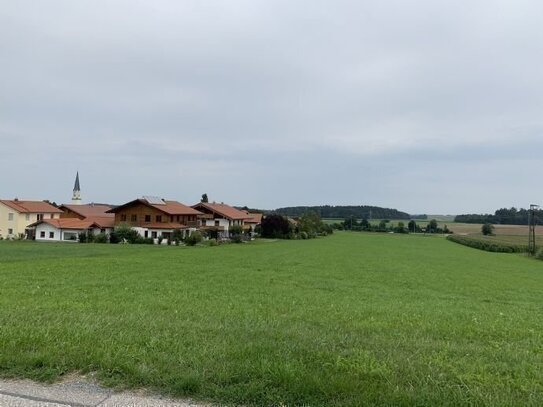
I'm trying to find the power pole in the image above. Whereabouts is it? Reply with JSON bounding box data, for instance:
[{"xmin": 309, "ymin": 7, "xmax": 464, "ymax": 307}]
[{"xmin": 528, "ymin": 204, "xmax": 539, "ymax": 255}]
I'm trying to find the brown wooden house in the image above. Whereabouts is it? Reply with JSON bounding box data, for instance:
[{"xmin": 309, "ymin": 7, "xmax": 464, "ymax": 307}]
[{"xmin": 107, "ymin": 197, "xmax": 202, "ymax": 240}]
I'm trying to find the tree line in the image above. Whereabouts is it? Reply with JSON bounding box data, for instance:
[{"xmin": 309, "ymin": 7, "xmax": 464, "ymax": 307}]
[
  {"xmin": 272, "ymin": 205, "xmax": 410, "ymax": 220},
  {"xmin": 454, "ymin": 207, "xmax": 542, "ymax": 225}
]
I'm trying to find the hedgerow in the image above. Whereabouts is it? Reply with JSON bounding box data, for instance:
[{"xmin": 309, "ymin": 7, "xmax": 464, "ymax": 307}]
[{"xmin": 446, "ymin": 234, "xmax": 528, "ymax": 253}]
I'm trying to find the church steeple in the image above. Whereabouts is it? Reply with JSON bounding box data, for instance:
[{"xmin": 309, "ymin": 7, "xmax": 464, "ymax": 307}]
[{"xmin": 72, "ymin": 171, "xmax": 82, "ymax": 204}]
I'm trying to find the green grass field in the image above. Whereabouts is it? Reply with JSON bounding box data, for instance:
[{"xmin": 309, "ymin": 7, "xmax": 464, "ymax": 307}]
[{"xmin": 1, "ymin": 234, "xmax": 542, "ymax": 406}]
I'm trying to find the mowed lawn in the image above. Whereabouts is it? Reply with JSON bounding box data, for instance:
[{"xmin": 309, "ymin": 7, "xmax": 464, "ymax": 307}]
[{"xmin": 0, "ymin": 234, "xmax": 542, "ymax": 406}]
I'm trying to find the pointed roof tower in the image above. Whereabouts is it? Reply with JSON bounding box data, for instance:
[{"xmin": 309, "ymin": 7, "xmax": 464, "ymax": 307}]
[{"xmin": 72, "ymin": 171, "xmax": 82, "ymax": 204}]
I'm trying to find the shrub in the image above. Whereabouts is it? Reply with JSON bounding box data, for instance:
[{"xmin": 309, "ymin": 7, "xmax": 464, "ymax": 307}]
[
  {"xmin": 113, "ymin": 224, "xmax": 141, "ymax": 244},
  {"xmin": 78, "ymin": 232, "xmax": 88, "ymax": 243},
  {"xmin": 536, "ymin": 248, "xmax": 543, "ymax": 260},
  {"xmin": 229, "ymin": 225, "xmax": 243, "ymax": 243},
  {"xmin": 172, "ymin": 229, "xmax": 184, "ymax": 245},
  {"xmin": 94, "ymin": 233, "xmax": 108, "ymax": 243},
  {"xmin": 185, "ymin": 231, "xmax": 203, "ymax": 246},
  {"xmin": 447, "ymin": 235, "xmax": 528, "ymax": 253},
  {"xmin": 300, "ymin": 231, "xmax": 309, "ymax": 240},
  {"xmin": 482, "ymin": 223, "xmax": 495, "ymax": 236}
]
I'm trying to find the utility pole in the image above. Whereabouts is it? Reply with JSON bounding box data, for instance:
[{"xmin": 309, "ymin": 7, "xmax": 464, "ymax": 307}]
[{"xmin": 528, "ymin": 204, "xmax": 539, "ymax": 255}]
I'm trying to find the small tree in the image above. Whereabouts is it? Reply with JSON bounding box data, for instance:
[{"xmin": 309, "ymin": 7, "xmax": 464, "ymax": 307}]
[
  {"xmin": 185, "ymin": 231, "xmax": 203, "ymax": 246},
  {"xmin": 229, "ymin": 224, "xmax": 243, "ymax": 243},
  {"xmin": 482, "ymin": 223, "xmax": 495, "ymax": 236},
  {"xmin": 395, "ymin": 222, "xmax": 407, "ymax": 233},
  {"xmin": 201, "ymin": 193, "xmax": 209, "ymax": 203},
  {"xmin": 427, "ymin": 219, "xmax": 438, "ymax": 233}
]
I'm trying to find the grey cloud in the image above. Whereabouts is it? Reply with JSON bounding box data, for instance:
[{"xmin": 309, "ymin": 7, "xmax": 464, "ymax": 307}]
[{"xmin": 1, "ymin": 0, "xmax": 542, "ymax": 213}]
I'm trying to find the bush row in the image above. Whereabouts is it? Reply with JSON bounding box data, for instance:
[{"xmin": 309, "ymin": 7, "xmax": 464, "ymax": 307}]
[{"xmin": 446, "ymin": 235, "xmax": 529, "ymax": 253}]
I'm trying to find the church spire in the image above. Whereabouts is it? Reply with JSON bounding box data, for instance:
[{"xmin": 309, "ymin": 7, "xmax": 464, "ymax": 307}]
[{"xmin": 72, "ymin": 171, "xmax": 82, "ymax": 204}]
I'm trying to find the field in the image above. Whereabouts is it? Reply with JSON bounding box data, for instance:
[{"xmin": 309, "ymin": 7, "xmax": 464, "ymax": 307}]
[{"xmin": 1, "ymin": 234, "xmax": 543, "ymax": 406}]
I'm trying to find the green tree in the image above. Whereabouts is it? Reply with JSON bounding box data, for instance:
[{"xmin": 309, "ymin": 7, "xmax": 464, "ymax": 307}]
[
  {"xmin": 201, "ymin": 193, "xmax": 209, "ymax": 203},
  {"xmin": 300, "ymin": 211, "xmax": 325, "ymax": 237},
  {"xmin": 261, "ymin": 215, "xmax": 291, "ymax": 239},
  {"xmin": 427, "ymin": 219, "xmax": 438, "ymax": 233},
  {"xmin": 482, "ymin": 223, "xmax": 495, "ymax": 236}
]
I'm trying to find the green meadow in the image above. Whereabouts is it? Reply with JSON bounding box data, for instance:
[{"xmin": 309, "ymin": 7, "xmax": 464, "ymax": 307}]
[{"xmin": 0, "ymin": 233, "xmax": 542, "ymax": 406}]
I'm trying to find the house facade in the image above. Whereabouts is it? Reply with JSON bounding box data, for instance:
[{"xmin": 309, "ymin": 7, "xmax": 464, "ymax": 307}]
[
  {"xmin": 107, "ymin": 197, "xmax": 202, "ymax": 240},
  {"xmin": 0, "ymin": 199, "xmax": 63, "ymax": 239}
]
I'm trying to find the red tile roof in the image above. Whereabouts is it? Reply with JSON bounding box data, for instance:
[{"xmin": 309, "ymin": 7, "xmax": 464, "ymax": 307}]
[
  {"xmin": 192, "ymin": 202, "xmax": 252, "ymax": 221},
  {"xmin": 32, "ymin": 218, "xmax": 97, "ymax": 230},
  {"xmin": 86, "ymin": 216, "xmax": 115, "ymax": 228},
  {"xmin": 158, "ymin": 201, "xmax": 202, "ymax": 216},
  {"xmin": 60, "ymin": 204, "xmax": 114, "ymax": 218},
  {"xmin": 108, "ymin": 199, "xmax": 202, "ymax": 216},
  {"xmin": 0, "ymin": 200, "xmax": 63, "ymax": 214},
  {"xmin": 243, "ymin": 211, "xmax": 263, "ymax": 224}
]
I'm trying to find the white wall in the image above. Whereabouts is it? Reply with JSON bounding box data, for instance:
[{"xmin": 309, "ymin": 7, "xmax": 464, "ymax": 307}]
[
  {"xmin": 35, "ymin": 223, "xmax": 61, "ymax": 241},
  {"xmin": 35, "ymin": 224, "xmax": 84, "ymax": 242}
]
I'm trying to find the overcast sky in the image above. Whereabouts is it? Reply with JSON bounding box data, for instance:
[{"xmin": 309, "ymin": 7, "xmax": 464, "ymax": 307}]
[{"xmin": 1, "ymin": 1, "xmax": 542, "ymax": 214}]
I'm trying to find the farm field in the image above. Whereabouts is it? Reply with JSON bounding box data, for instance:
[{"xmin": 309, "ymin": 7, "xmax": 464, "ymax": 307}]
[{"xmin": 1, "ymin": 234, "xmax": 543, "ymax": 406}]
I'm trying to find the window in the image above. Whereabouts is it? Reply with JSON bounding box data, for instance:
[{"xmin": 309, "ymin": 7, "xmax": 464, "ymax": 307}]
[
  {"xmin": 40, "ymin": 231, "xmax": 45, "ymax": 238},
  {"xmin": 101, "ymin": 229, "xmax": 105, "ymax": 233},
  {"xmin": 156, "ymin": 215, "xmax": 162, "ymax": 222},
  {"xmin": 8, "ymin": 213, "xmax": 14, "ymax": 221},
  {"xmin": 8, "ymin": 228, "xmax": 13, "ymax": 235},
  {"xmin": 25, "ymin": 214, "xmax": 30, "ymax": 221},
  {"xmin": 131, "ymin": 214, "xmax": 137, "ymax": 222},
  {"xmin": 144, "ymin": 230, "xmax": 149, "ymax": 238},
  {"xmin": 37, "ymin": 214, "xmax": 43, "ymax": 221},
  {"xmin": 49, "ymin": 231, "xmax": 54, "ymax": 239},
  {"xmin": 145, "ymin": 215, "xmax": 151, "ymax": 222},
  {"xmin": 215, "ymin": 220, "xmax": 220, "ymax": 227},
  {"xmin": 120, "ymin": 214, "xmax": 127, "ymax": 221},
  {"xmin": 151, "ymin": 231, "xmax": 157, "ymax": 238},
  {"xmin": 170, "ymin": 216, "xmax": 174, "ymax": 222},
  {"xmin": 63, "ymin": 232, "xmax": 77, "ymax": 241}
]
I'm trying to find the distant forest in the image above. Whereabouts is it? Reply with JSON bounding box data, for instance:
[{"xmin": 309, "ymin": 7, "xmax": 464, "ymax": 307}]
[
  {"xmin": 455, "ymin": 207, "xmax": 542, "ymax": 225},
  {"xmin": 272, "ymin": 205, "xmax": 410, "ymax": 220}
]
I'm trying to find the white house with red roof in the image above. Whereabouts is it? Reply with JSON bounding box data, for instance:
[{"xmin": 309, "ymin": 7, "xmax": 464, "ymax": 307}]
[
  {"xmin": 29, "ymin": 203, "xmax": 116, "ymax": 242},
  {"xmin": 32, "ymin": 218, "xmax": 114, "ymax": 242},
  {"xmin": 0, "ymin": 199, "xmax": 63, "ymax": 239},
  {"xmin": 191, "ymin": 201, "xmax": 254, "ymax": 237}
]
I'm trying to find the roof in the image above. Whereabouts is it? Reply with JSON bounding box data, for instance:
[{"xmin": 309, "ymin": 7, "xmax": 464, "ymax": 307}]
[
  {"xmin": 0, "ymin": 200, "xmax": 63, "ymax": 214},
  {"xmin": 85, "ymin": 216, "xmax": 115, "ymax": 228},
  {"xmin": 60, "ymin": 204, "xmax": 114, "ymax": 218},
  {"xmin": 30, "ymin": 218, "xmax": 97, "ymax": 230},
  {"xmin": 192, "ymin": 202, "xmax": 253, "ymax": 221},
  {"xmin": 107, "ymin": 198, "xmax": 202, "ymax": 216},
  {"xmin": 243, "ymin": 211, "xmax": 263, "ymax": 224}
]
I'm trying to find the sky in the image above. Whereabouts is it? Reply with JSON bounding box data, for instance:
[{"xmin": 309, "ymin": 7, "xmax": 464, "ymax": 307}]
[{"xmin": 1, "ymin": 0, "xmax": 542, "ymax": 214}]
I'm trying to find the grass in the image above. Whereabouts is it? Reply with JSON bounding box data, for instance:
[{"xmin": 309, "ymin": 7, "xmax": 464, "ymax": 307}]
[{"xmin": 1, "ymin": 234, "xmax": 543, "ymax": 406}]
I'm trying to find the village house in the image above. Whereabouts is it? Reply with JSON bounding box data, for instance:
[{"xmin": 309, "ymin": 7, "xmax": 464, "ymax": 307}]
[
  {"xmin": 31, "ymin": 203, "xmax": 115, "ymax": 242},
  {"xmin": 242, "ymin": 210, "xmax": 263, "ymax": 235},
  {"xmin": 191, "ymin": 201, "xmax": 254, "ymax": 238},
  {"xmin": 107, "ymin": 196, "xmax": 202, "ymax": 241},
  {"xmin": 0, "ymin": 199, "xmax": 63, "ymax": 239}
]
